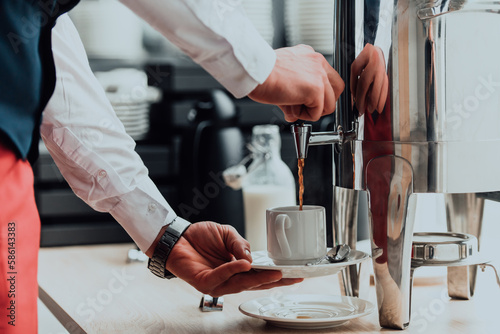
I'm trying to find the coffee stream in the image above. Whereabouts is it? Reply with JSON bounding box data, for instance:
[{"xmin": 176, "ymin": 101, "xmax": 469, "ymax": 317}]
[{"xmin": 298, "ymin": 158, "xmax": 305, "ymax": 210}]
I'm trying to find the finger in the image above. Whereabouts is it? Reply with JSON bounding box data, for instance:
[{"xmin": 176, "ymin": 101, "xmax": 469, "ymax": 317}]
[
  {"xmin": 199, "ymin": 259, "xmax": 253, "ymax": 292},
  {"xmin": 210, "ymin": 270, "xmax": 284, "ymax": 297},
  {"xmin": 368, "ymin": 71, "xmax": 384, "ymax": 114},
  {"xmin": 286, "ymin": 105, "xmax": 307, "ymax": 122},
  {"xmin": 376, "ymin": 75, "xmax": 389, "ymax": 113},
  {"xmin": 350, "ymin": 49, "xmax": 370, "ymax": 100},
  {"xmin": 366, "ymin": 48, "xmax": 386, "ymax": 114},
  {"xmin": 362, "ymin": 88, "xmax": 371, "ymax": 116},
  {"xmin": 279, "ymin": 105, "xmax": 299, "ymax": 123},
  {"xmin": 302, "ymin": 92, "xmax": 324, "ymax": 121},
  {"xmin": 292, "ymin": 105, "xmax": 304, "ymax": 120},
  {"xmin": 355, "ymin": 66, "xmax": 376, "ymax": 115},
  {"xmin": 322, "ymin": 78, "xmax": 337, "ymax": 117},
  {"xmin": 248, "ymin": 278, "xmax": 304, "ymax": 291},
  {"xmin": 322, "ymin": 59, "xmax": 345, "ymax": 100},
  {"xmin": 222, "ymin": 225, "xmax": 252, "ymax": 262}
]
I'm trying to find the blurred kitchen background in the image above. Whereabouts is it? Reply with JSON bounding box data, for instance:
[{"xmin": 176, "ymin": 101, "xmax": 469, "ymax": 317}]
[
  {"xmin": 34, "ymin": 0, "xmax": 500, "ymax": 250},
  {"xmin": 35, "ymin": 0, "xmax": 343, "ymax": 247}
]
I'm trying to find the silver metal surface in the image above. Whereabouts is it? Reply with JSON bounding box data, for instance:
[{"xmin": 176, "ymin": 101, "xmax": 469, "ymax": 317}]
[
  {"xmin": 290, "ymin": 124, "xmax": 312, "ymax": 159},
  {"xmin": 408, "ymin": 230, "xmax": 491, "ymax": 300},
  {"xmin": 327, "ymin": 244, "xmax": 351, "ymax": 262},
  {"xmin": 416, "ymin": 0, "xmax": 467, "ymax": 20},
  {"xmin": 199, "ymin": 295, "xmax": 224, "ymax": 312},
  {"xmin": 291, "ymin": 0, "xmax": 500, "ymax": 329},
  {"xmin": 342, "ymin": 258, "xmax": 371, "ymax": 301},
  {"xmin": 290, "ymin": 124, "xmax": 356, "ymax": 159},
  {"xmin": 331, "ymin": 0, "xmax": 500, "ymax": 193},
  {"xmin": 447, "ymin": 266, "xmax": 474, "ymax": 299},
  {"xmin": 445, "ymin": 193, "xmax": 485, "ymax": 299},
  {"xmin": 366, "ymin": 155, "xmax": 417, "ymax": 329},
  {"xmin": 332, "ymin": 187, "xmax": 369, "ymax": 299},
  {"xmin": 479, "ymin": 263, "xmax": 500, "ymax": 288},
  {"xmin": 411, "ymin": 232, "xmax": 478, "ymax": 264}
]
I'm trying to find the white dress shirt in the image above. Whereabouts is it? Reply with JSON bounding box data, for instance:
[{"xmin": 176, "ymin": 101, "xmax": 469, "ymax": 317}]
[
  {"xmin": 120, "ymin": 0, "xmax": 276, "ymax": 98},
  {"xmin": 41, "ymin": 1, "xmax": 276, "ymax": 253}
]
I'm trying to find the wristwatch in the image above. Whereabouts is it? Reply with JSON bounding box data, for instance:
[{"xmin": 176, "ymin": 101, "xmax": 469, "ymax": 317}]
[{"xmin": 148, "ymin": 217, "xmax": 191, "ymax": 279}]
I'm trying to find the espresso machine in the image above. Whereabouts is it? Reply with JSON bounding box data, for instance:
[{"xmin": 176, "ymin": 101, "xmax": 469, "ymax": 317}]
[{"xmin": 292, "ymin": 0, "xmax": 500, "ymax": 329}]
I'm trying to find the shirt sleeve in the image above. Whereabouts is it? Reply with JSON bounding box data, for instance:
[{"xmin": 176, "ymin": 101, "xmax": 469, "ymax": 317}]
[
  {"xmin": 119, "ymin": 0, "xmax": 276, "ymax": 98},
  {"xmin": 40, "ymin": 15, "xmax": 177, "ymax": 253}
]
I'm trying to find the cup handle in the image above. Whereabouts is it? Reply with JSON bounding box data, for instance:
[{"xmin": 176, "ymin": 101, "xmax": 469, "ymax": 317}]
[{"xmin": 275, "ymin": 214, "xmax": 292, "ymax": 259}]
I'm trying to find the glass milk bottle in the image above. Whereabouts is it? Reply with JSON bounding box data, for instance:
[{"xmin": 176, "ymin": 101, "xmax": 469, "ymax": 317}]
[{"xmin": 242, "ymin": 125, "xmax": 296, "ymax": 251}]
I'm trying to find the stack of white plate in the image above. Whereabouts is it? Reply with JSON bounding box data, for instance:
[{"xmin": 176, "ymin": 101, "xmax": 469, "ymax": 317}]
[
  {"xmin": 242, "ymin": 0, "xmax": 274, "ymax": 45},
  {"xmin": 95, "ymin": 69, "xmax": 161, "ymax": 141},
  {"xmin": 109, "ymin": 101, "xmax": 152, "ymax": 141},
  {"xmin": 285, "ymin": 0, "xmax": 334, "ymax": 54},
  {"xmin": 69, "ymin": 0, "xmax": 144, "ymax": 59}
]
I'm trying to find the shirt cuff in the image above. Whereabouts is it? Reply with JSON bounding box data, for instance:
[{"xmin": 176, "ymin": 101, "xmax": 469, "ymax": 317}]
[
  {"xmin": 109, "ymin": 177, "xmax": 180, "ymax": 253},
  {"xmin": 202, "ymin": 45, "xmax": 276, "ymax": 98}
]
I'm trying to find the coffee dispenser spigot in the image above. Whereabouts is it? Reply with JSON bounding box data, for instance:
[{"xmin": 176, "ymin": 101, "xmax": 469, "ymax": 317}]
[{"xmin": 290, "ymin": 123, "xmax": 357, "ymax": 159}]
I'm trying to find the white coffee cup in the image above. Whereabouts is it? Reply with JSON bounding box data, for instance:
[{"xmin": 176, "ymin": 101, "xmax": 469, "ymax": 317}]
[{"xmin": 266, "ymin": 205, "xmax": 327, "ymax": 265}]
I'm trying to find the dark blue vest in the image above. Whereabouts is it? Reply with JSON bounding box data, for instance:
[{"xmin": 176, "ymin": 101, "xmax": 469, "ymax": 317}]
[{"xmin": 0, "ymin": 0, "xmax": 79, "ymax": 162}]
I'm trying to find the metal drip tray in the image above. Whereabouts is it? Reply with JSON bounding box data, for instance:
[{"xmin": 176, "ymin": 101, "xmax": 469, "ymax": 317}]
[
  {"xmin": 411, "ymin": 232, "xmax": 500, "ymax": 289},
  {"xmin": 411, "ymin": 232, "xmax": 480, "ymax": 267}
]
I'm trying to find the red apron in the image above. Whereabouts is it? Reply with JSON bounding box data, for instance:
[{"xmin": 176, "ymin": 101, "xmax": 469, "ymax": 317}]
[{"xmin": 0, "ymin": 142, "xmax": 40, "ymax": 333}]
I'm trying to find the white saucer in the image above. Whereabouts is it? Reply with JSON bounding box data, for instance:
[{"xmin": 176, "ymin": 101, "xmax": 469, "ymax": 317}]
[
  {"xmin": 239, "ymin": 294, "xmax": 375, "ymax": 329},
  {"xmin": 251, "ymin": 249, "xmax": 370, "ymax": 278}
]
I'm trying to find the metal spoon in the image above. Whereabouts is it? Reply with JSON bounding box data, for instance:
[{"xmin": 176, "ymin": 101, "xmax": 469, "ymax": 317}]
[{"xmin": 327, "ymin": 244, "xmax": 351, "ymax": 263}]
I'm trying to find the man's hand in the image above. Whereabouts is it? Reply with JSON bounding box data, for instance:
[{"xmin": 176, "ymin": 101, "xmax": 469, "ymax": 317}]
[
  {"xmin": 350, "ymin": 44, "xmax": 389, "ymax": 115},
  {"xmin": 248, "ymin": 45, "xmax": 344, "ymax": 123},
  {"xmin": 165, "ymin": 221, "xmax": 303, "ymax": 297}
]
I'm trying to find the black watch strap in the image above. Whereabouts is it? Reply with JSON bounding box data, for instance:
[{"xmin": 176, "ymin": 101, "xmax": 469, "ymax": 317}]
[{"xmin": 148, "ymin": 217, "xmax": 191, "ymax": 279}]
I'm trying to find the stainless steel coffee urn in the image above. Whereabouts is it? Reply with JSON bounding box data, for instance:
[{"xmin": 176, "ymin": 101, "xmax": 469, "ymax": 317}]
[{"xmin": 292, "ymin": 0, "xmax": 500, "ymax": 329}]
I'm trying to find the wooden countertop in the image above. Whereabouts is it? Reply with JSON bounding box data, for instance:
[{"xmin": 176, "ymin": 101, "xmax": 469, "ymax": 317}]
[{"xmin": 38, "ymin": 243, "xmax": 499, "ymax": 334}]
